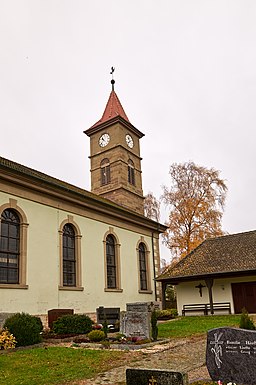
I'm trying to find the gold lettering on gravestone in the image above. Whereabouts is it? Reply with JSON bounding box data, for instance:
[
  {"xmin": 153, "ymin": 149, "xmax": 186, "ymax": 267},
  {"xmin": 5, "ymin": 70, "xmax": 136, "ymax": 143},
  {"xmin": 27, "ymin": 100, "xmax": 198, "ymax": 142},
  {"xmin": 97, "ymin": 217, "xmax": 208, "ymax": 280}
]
[{"xmin": 148, "ymin": 375, "xmax": 158, "ymax": 384}]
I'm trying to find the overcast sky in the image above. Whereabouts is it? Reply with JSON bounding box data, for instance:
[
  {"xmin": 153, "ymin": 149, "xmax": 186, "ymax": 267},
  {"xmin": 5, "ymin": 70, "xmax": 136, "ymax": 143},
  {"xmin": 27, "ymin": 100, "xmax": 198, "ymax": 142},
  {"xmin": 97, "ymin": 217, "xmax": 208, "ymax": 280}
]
[{"xmin": 1, "ymin": 0, "xmax": 255, "ymax": 261}]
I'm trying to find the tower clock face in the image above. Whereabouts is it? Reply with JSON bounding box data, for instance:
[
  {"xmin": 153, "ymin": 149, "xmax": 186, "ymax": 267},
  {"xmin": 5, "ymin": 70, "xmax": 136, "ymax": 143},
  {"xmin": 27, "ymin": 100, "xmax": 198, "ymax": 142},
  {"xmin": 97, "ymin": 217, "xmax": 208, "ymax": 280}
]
[
  {"xmin": 99, "ymin": 133, "xmax": 110, "ymax": 147},
  {"xmin": 125, "ymin": 134, "xmax": 134, "ymax": 148}
]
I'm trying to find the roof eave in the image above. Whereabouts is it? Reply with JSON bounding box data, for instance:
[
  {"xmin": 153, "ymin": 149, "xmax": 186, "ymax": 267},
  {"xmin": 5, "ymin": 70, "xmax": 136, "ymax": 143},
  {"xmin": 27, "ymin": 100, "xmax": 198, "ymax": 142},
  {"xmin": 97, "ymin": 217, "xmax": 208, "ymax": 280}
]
[
  {"xmin": 0, "ymin": 156, "xmax": 166, "ymax": 234},
  {"xmin": 156, "ymin": 268, "xmax": 256, "ymax": 283},
  {"xmin": 84, "ymin": 116, "xmax": 144, "ymax": 138}
]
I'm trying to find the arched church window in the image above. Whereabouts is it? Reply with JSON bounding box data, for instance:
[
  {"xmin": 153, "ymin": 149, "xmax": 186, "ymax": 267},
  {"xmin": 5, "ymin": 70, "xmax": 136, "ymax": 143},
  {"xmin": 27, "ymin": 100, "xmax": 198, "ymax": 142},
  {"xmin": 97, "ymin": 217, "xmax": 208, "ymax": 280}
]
[
  {"xmin": 128, "ymin": 159, "xmax": 135, "ymax": 185},
  {"xmin": 106, "ymin": 234, "xmax": 117, "ymax": 289},
  {"xmin": 138, "ymin": 242, "xmax": 147, "ymax": 291},
  {"xmin": 0, "ymin": 209, "xmax": 20, "ymax": 284},
  {"xmin": 101, "ymin": 158, "xmax": 111, "ymax": 185},
  {"xmin": 63, "ymin": 224, "xmax": 76, "ymax": 286}
]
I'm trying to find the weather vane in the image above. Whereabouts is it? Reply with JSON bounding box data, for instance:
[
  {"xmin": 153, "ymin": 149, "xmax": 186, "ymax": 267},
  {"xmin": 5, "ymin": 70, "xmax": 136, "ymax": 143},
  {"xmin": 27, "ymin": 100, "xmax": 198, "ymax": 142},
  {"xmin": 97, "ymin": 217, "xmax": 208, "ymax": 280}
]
[{"xmin": 110, "ymin": 66, "xmax": 115, "ymax": 91}]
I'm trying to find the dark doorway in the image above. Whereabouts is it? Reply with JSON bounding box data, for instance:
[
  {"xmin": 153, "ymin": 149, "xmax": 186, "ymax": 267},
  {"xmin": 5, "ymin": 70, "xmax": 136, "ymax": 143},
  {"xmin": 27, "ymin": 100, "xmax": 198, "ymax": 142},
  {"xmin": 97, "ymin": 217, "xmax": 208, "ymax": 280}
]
[{"xmin": 232, "ymin": 282, "xmax": 256, "ymax": 313}]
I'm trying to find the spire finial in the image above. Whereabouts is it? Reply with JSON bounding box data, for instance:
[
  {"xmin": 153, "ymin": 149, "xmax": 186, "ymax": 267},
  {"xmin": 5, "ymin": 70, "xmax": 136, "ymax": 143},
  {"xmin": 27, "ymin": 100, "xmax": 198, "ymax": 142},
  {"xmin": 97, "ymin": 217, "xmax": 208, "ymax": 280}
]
[{"xmin": 110, "ymin": 66, "xmax": 115, "ymax": 91}]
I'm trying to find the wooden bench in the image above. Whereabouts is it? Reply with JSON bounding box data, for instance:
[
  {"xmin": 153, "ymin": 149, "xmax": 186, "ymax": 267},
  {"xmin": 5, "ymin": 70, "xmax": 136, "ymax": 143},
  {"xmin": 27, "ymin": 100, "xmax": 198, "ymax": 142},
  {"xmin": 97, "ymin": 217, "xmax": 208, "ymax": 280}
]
[
  {"xmin": 182, "ymin": 304, "xmax": 208, "ymax": 316},
  {"xmin": 206, "ymin": 302, "xmax": 231, "ymax": 314},
  {"xmin": 182, "ymin": 302, "xmax": 231, "ymax": 316}
]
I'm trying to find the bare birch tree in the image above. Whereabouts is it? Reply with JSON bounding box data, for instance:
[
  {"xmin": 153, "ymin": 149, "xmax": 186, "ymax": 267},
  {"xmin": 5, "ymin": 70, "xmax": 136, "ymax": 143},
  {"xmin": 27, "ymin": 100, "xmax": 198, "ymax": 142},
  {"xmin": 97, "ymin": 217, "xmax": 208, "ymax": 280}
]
[{"xmin": 144, "ymin": 192, "xmax": 160, "ymax": 222}]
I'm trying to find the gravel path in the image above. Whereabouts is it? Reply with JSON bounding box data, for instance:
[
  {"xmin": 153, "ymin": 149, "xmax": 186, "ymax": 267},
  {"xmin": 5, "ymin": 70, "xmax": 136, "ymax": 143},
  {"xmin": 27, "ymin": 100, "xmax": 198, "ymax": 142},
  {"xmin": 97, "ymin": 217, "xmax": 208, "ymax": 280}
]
[{"xmin": 74, "ymin": 335, "xmax": 211, "ymax": 384}]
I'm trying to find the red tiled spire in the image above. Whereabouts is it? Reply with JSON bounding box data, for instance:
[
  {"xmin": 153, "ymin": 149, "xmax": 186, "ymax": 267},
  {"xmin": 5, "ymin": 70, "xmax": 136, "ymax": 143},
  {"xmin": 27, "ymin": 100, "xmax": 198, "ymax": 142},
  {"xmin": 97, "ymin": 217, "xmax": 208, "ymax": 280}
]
[{"xmin": 91, "ymin": 90, "xmax": 130, "ymax": 129}]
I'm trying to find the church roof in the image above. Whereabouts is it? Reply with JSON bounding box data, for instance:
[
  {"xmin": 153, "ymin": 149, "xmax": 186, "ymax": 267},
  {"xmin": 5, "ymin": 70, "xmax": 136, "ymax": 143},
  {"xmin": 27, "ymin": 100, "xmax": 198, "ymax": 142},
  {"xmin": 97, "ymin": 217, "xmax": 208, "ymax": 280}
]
[
  {"xmin": 157, "ymin": 230, "xmax": 256, "ymax": 282},
  {"xmin": 0, "ymin": 156, "xmax": 166, "ymax": 233},
  {"xmin": 84, "ymin": 88, "xmax": 144, "ymax": 138},
  {"xmin": 90, "ymin": 90, "xmax": 130, "ymax": 128}
]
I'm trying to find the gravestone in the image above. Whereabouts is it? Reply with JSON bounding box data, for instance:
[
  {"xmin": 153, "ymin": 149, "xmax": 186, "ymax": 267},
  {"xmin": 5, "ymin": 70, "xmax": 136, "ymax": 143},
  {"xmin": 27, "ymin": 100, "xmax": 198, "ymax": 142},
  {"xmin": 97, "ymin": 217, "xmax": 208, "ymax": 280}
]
[
  {"xmin": 96, "ymin": 306, "xmax": 120, "ymax": 331},
  {"xmin": 126, "ymin": 368, "xmax": 188, "ymax": 385},
  {"xmin": 206, "ymin": 327, "xmax": 256, "ymax": 384},
  {"xmin": 48, "ymin": 309, "xmax": 73, "ymax": 330},
  {"xmin": 0, "ymin": 313, "xmax": 15, "ymax": 328},
  {"xmin": 120, "ymin": 302, "xmax": 151, "ymax": 339}
]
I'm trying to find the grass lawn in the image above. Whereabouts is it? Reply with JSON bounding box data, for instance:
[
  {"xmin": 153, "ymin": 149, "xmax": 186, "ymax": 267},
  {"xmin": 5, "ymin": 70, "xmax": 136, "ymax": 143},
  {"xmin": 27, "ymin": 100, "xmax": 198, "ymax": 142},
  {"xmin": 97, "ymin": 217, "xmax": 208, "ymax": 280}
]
[
  {"xmin": 0, "ymin": 347, "xmax": 128, "ymax": 385},
  {"xmin": 0, "ymin": 314, "xmax": 241, "ymax": 384},
  {"xmin": 158, "ymin": 314, "xmax": 241, "ymax": 338}
]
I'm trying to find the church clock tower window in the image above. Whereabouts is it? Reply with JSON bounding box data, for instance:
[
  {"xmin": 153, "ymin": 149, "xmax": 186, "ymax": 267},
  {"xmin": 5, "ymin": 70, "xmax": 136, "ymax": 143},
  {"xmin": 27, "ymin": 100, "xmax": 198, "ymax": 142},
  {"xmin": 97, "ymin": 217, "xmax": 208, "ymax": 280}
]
[
  {"xmin": 101, "ymin": 158, "xmax": 110, "ymax": 185},
  {"xmin": 128, "ymin": 159, "xmax": 135, "ymax": 185}
]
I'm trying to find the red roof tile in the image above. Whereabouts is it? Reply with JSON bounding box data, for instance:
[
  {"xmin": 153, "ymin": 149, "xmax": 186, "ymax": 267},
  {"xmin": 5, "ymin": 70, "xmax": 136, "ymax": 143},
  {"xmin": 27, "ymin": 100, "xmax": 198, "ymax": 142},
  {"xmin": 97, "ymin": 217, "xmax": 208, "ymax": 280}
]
[{"xmin": 91, "ymin": 90, "xmax": 130, "ymax": 129}]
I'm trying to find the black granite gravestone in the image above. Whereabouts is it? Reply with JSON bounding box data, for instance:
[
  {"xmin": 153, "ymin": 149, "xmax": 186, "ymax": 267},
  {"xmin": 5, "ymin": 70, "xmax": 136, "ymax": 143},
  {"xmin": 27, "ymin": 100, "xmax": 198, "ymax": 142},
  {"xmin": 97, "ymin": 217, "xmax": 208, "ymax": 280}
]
[
  {"xmin": 126, "ymin": 368, "xmax": 188, "ymax": 385},
  {"xmin": 96, "ymin": 306, "xmax": 120, "ymax": 331},
  {"xmin": 206, "ymin": 327, "xmax": 256, "ymax": 384}
]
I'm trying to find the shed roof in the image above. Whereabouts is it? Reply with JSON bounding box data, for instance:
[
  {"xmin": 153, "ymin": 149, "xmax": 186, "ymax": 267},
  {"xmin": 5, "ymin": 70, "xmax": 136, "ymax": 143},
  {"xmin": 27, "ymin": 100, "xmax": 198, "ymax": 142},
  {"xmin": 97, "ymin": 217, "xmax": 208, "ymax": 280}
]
[{"xmin": 157, "ymin": 230, "xmax": 256, "ymax": 282}]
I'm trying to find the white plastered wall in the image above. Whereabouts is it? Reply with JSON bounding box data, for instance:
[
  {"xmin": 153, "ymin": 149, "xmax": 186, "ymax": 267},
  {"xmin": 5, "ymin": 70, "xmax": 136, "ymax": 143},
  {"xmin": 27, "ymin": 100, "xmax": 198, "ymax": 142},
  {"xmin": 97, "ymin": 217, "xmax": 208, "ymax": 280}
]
[
  {"xmin": 176, "ymin": 275, "xmax": 256, "ymax": 315},
  {"xmin": 0, "ymin": 191, "xmax": 156, "ymax": 316}
]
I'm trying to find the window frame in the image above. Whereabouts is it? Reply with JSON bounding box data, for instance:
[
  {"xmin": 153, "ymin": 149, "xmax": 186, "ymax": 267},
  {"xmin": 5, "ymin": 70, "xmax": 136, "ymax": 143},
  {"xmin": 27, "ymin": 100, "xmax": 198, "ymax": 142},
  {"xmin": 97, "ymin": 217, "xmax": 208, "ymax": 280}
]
[
  {"xmin": 103, "ymin": 228, "xmax": 122, "ymax": 292},
  {"xmin": 62, "ymin": 223, "xmax": 76, "ymax": 287},
  {"xmin": 0, "ymin": 200, "xmax": 28, "ymax": 289},
  {"xmin": 128, "ymin": 159, "xmax": 135, "ymax": 185},
  {"xmin": 59, "ymin": 216, "xmax": 83, "ymax": 291},
  {"xmin": 101, "ymin": 158, "xmax": 111, "ymax": 185},
  {"xmin": 0, "ymin": 209, "xmax": 20, "ymax": 284},
  {"xmin": 137, "ymin": 238, "xmax": 152, "ymax": 294}
]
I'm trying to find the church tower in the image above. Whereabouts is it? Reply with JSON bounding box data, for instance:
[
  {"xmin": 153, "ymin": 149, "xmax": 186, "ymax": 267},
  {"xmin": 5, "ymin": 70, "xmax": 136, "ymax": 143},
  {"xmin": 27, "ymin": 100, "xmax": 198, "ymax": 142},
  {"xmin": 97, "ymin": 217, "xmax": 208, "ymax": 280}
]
[{"xmin": 84, "ymin": 76, "xmax": 144, "ymax": 214}]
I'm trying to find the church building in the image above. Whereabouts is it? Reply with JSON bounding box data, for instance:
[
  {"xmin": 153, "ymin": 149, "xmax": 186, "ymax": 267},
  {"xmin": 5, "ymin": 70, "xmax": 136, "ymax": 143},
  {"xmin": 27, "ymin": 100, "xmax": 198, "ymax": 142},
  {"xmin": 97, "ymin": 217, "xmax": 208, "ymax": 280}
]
[{"xmin": 0, "ymin": 78, "xmax": 166, "ymax": 323}]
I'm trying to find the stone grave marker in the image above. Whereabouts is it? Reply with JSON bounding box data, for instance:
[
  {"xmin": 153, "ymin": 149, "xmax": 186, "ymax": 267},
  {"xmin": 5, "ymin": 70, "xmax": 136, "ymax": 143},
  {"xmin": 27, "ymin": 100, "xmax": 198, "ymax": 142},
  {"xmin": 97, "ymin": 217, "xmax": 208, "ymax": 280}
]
[
  {"xmin": 126, "ymin": 368, "xmax": 188, "ymax": 385},
  {"xmin": 120, "ymin": 302, "xmax": 152, "ymax": 339},
  {"xmin": 48, "ymin": 309, "xmax": 73, "ymax": 330},
  {"xmin": 0, "ymin": 313, "xmax": 14, "ymax": 328},
  {"xmin": 206, "ymin": 327, "xmax": 256, "ymax": 384},
  {"xmin": 96, "ymin": 306, "xmax": 120, "ymax": 331}
]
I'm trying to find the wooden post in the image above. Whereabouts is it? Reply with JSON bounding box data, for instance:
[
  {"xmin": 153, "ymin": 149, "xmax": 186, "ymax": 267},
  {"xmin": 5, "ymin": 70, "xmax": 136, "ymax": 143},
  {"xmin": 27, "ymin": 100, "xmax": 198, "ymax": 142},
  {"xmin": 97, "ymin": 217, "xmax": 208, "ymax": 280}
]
[
  {"xmin": 205, "ymin": 278, "xmax": 214, "ymax": 315},
  {"xmin": 162, "ymin": 281, "xmax": 167, "ymax": 309}
]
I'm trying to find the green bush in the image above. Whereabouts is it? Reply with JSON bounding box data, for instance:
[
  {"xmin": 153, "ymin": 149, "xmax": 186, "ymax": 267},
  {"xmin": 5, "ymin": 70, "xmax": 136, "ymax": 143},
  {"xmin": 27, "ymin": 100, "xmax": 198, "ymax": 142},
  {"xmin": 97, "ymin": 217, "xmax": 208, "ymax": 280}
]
[
  {"xmin": 239, "ymin": 308, "xmax": 255, "ymax": 330},
  {"xmin": 87, "ymin": 330, "xmax": 105, "ymax": 342},
  {"xmin": 156, "ymin": 309, "xmax": 178, "ymax": 320},
  {"xmin": 52, "ymin": 314, "xmax": 93, "ymax": 335},
  {"xmin": 4, "ymin": 312, "xmax": 43, "ymax": 347}
]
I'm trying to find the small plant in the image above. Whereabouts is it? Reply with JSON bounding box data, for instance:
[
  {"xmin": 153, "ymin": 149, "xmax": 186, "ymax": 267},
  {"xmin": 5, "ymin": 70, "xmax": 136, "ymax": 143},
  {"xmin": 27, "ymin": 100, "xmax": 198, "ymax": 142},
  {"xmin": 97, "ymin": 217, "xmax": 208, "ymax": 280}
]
[
  {"xmin": 101, "ymin": 339, "xmax": 110, "ymax": 348},
  {"xmin": 151, "ymin": 309, "xmax": 158, "ymax": 341},
  {"xmin": 102, "ymin": 317, "xmax": 108, "ymax": 338},
  {"xmin": 52, "ymin": 314, "xmax": 93, "ymax": 335},
  {"xmin": 0, "ymin": 328, "xmax": 16, "ymax": 350},
  {"xmin": 156, "ymin": 309, "xmax": 178, "ymax": 320},
  {"xmin": 87, "ymin": 329, "xmax": 105, "ymax": 342},
  {"xmin": 4, "ymin": 312, "xmax": 43, "ymax": 347},
  {"xmin": 239, "ymin": 308, "xmax": 255, "ymax": 330}
]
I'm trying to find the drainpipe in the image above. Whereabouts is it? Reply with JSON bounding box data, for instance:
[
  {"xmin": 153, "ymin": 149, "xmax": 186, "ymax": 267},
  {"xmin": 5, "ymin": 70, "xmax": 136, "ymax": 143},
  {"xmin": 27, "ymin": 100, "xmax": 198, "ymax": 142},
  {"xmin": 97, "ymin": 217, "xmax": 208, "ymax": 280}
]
[{"xmin": 151, "ymin": 231, "xmax": 157, "ymax": 302}]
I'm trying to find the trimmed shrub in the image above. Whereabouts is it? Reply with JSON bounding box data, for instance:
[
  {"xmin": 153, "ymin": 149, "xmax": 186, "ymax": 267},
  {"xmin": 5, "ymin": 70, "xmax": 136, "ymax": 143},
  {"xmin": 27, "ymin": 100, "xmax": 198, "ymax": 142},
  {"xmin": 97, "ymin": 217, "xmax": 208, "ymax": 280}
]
[
  {"xmin": 4, "ymin": 312, "xmax": 43, "ymax": 347},
  {"xmin": 156, "ymin": 309, "xmax": 178, "ymax": 320},
  {"xmin": 52, "ymin": 314, "xmax": 93, "ymax": 335},
  {"xmin": 239, "ymin": 308, "xmax": 255, "ymax": 330},
  {"xmin": 87, "ymin": 329, "xmax": 105, "ymax": 342}
]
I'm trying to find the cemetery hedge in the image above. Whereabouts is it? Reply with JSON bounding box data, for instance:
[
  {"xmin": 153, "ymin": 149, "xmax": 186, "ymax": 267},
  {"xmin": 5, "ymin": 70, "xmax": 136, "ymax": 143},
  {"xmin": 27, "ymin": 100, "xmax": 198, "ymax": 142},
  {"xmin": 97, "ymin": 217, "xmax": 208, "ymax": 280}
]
[{"xmin": 52, "ymin": 314, "xmax": 93, "ymax": 334}]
